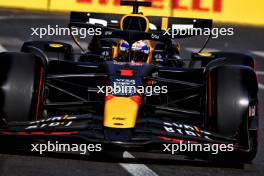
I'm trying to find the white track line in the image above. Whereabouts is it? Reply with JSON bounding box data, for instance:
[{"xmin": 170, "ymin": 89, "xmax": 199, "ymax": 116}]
[
  {"xmin": 257, "ymin": 71, "xmax": 264, "ymax": 76},
  {"xmin": 256, "ymin": 71, "xmax": 264, "ymax": 90},
  {"xmin": 251, "ymin": 51, "xmax": 264, "ymax": 58},
  {"xmin": 120, "ymin": 152, "xmax": 159, "ymax": 176},
  {"xmin": 0, "ymin": 37, "xmax": 23, "ymax": 46},
  {"xmin": 0, "ymin": 44, "xmax": 7, "ymax": 52},
  {"xmin": 259, "ymin": 84, "xmax": 264, "ymax": 90}
]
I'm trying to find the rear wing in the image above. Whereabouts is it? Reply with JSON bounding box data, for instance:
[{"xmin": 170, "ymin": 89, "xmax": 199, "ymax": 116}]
[{"xmin": 70, "ymin": 12, "xmax": 213, "ymax": 33}]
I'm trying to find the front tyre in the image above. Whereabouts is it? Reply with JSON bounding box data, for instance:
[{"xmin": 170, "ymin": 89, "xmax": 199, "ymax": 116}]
[
  {"xmin": 205, "ymin": 65, "xmax": 258, "ymax": 162},
  {"xmin": 0, "ymin": 52, "xmax": 45, "ymax": 122}
]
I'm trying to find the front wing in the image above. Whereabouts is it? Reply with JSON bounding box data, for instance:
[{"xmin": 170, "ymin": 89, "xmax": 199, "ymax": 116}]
[{"xmin": 0, "ymin": 114, "xmax": 242, "ymax": 153}]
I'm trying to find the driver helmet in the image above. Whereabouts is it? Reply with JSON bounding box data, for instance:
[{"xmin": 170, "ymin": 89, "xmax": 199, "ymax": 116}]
[{"xmin": 119, "ymin": 40, "xmax": 150, "ymax": 63}]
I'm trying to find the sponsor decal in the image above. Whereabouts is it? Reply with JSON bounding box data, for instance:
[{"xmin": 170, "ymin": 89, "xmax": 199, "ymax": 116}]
[
  {"xmin": 25, "ymin": 115, "xmax": 77, "ymax": 130},
  {"xmin": 163, "ymin": 122, "xmax": 212, "ymax": 140}
]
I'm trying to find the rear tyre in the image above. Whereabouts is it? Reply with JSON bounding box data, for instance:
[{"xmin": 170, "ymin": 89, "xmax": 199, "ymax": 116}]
[
  {"xmin": 191, "ymin": 52, "xmax": 256, "ymax": 69},
  {"xmin": 206, "ymin": 52, "xmax": 255, "ymax": 69},
  {"xmin": 21, "ymin": 41, "xmax": 74, "ymax": 62},
  {"xmin": 205, "ymin": 65, "xmax": 258, "ymax": 162},
  {"xmin": 0, "ymin": 52, "xmax": 45, "ymax": 122}
]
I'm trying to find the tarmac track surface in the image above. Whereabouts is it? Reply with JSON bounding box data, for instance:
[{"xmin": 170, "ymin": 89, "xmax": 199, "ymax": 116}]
[{"xmin": 0, "ymin": 10, "xmax": 263, "ymax": 176}]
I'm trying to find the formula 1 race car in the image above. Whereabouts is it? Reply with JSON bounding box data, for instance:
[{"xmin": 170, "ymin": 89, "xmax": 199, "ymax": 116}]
[{"xmin": 0, "ymin": 1, "xmax": 259, "ymax": 162}]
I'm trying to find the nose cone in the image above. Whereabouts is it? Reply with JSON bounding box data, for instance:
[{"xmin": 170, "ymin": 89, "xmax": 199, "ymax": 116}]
[{"xmin": 103, "ymin": 95, "xmax": 141, "ymax": 128}]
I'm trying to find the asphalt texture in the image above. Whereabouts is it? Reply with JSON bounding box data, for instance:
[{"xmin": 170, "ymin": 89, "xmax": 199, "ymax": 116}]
[{"xmin": 0, "ymin": 9, "xmax": 264, "ymax": 176}]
